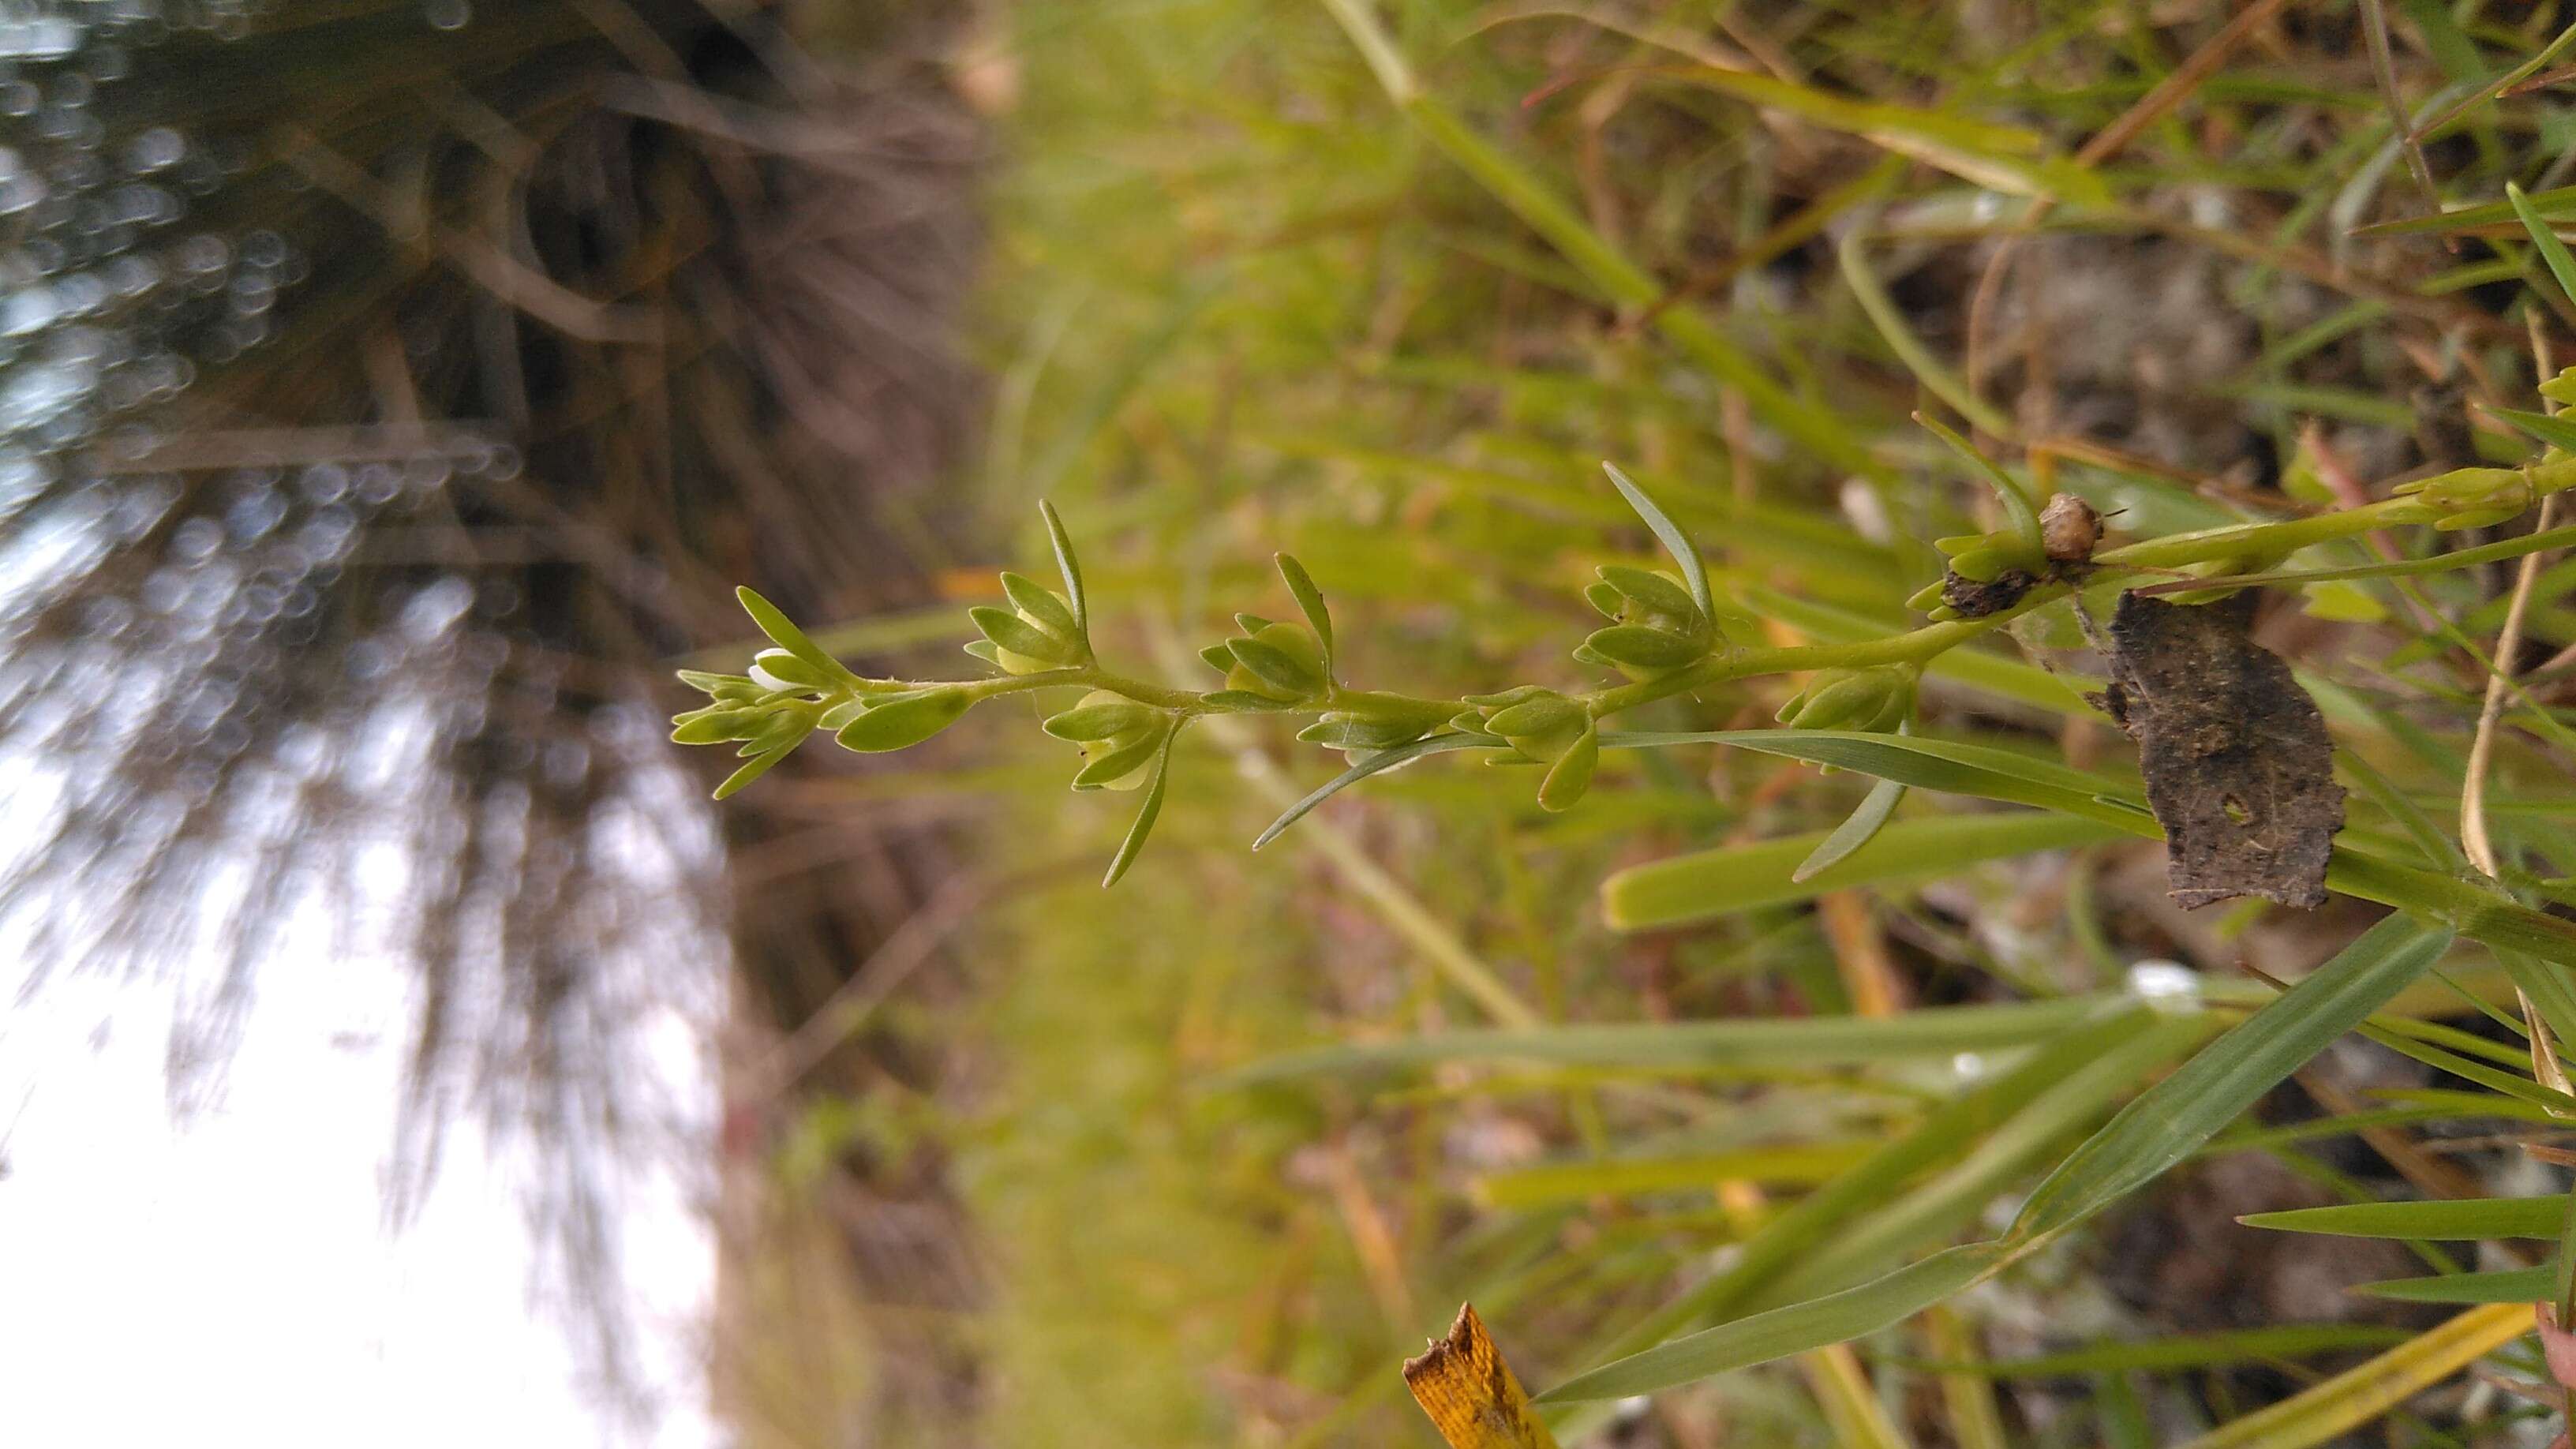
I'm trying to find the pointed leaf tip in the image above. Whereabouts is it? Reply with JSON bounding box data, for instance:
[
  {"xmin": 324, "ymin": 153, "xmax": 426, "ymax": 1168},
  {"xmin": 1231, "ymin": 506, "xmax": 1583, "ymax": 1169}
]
[{"xmin": 1601, "ymin": 462, "xmax": 1713, "ymax": 622}]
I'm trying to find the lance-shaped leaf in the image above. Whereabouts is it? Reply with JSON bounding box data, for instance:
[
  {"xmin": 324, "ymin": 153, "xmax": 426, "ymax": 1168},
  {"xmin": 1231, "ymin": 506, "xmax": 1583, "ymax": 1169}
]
[
  {"xmin": 2510, "ymin": 180, "xmax": 2576, "ymax": 312},
  {"xmin": 2240, "ymin": 1196, "xmax": 2565, "ymax": 1240},
  {"xmin": 1275, "ymin": 553, "xmax": 1335, "ymax": 678},
  {"xmin": 737, "ymin": 585, "xmax": 841, "ymax": 678},
  {"xmin": 1039, "ymin": 499, "xmax": 1089, "ymax": 633},
  {"xmin": 1602, "ymin": 462, "xmax": 1713, "ymax": 620},
  {"xmin": 1100, "ymin": 729, "xmax": 1176, "ymax": 889},
  {"xmin": 1539, "ymin": 915, "xmax": 2454, "ymax": 1401},
  {"xmin": 1917, "ymin": 414, "xmax": 2043, "ymax": 560}
]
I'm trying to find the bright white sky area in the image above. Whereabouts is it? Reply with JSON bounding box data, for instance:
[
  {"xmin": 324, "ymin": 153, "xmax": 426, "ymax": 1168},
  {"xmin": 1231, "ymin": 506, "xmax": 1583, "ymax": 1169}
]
[{"xmin": 0, "ymin": 831, "xmax": 722, "ymax": 1448}]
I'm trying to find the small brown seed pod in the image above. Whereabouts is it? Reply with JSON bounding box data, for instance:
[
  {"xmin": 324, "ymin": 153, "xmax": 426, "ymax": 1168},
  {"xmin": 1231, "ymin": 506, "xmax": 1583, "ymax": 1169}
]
[{"xmin": 2040, "ymin": 493, "xmax": 2103, "ymax": 564}]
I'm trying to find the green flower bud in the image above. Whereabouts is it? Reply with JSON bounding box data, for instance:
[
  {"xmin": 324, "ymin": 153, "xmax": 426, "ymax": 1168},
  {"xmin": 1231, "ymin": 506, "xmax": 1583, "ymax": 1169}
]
[
  {"xmin": 749, "ymin": 649, "xmax": 836, "ymax": 691},
  {"xmin": 670, "ymin": 706, "xmax": 762, "ymax": 745},
  {"xmin": 1217, "ymin": 621, "xmax": 1326, "ymax": 702},
  {"xmin": 1593, "ymin": 565, "xmax": 1705, "ymax": 634},
  {"xmin": 1474, "ymin": 688, "xmax": 1591, "ymax": 765},
  {"xmin": 1043, "ymin": 692, "xmax": 1157, "ymax": 743},
  {"xmin": 1295, "ymin": 712, "xmax": 1429, "ymax": 754},
  {"xmin": 2543, "ymin": 367, "xmax": 2576, "ymax": 408},
  {"xmin": 971, "ymin": 587, "xmax": 1085, "ymax": 675},
  {"xmin": 1934, "ymin": 527, "xmax": 2045, "ymax": 582},
  {"xmin": 1581, "ymin": 623, "xmax": 1706, "ymax": 680},
  {"xmin": 2394, "ymin": 466, "xmax": 2533, "ymax": 529},
  {"xmin": 1052, "ymin": 691, "xmax": 1166, "ymax": 791},
  {"xmin": 1777, "ymin": 666, "xmax": 1915, "ymax": 733}
]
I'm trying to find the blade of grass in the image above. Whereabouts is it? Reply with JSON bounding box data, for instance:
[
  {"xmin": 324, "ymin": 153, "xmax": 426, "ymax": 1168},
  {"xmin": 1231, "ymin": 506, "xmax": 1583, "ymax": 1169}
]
[
  {"xmin": 1541, "ymin": 918, "xmax": 2452, "ymax": 1400},
  {"xmin": 2357, "ymin": 1266, "xmax": 2556, "ymax": 1304},
  {"xmin": 1316, "ymin": 0, "xmax": 1885, "ymax": 481},
  {"xmin": 1604, "ymin": 811, "xmax": 2125, "ymax": 931},
  {"xmin": 2240, "ymin": 1196, "xmax": 2567, "ymax": 1238},
  {"xmin": 2172, "ymin": 1304, "xmax": 2534, "ymax": 1449},
  {"xmin": 1219, "ymin": 994, "xmax": 2125, "ymax": 1087}
]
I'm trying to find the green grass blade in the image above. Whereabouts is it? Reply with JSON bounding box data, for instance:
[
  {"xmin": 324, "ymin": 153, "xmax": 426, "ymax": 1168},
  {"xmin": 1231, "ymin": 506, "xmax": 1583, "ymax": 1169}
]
[
  {"xmin": 1474, "ymin": 1143, "xmax": 1878, "ymax": 1208},
  {"xmin": 1219, "ymin": 995, "xmax": 2123, "ymax": 1087},
  {"xmin": 2509, "ymin": 181, "xmax": 2576, "ymax": 311},
  {"xmin": 1540, "ymin": 1244, "xmax": 2007, "ymax": 1402},
  {"xmin": 1895, "ymin": 1326, "xmax": 2416, "ymax": 1377},
  {"xmin": 2009, "ymin": 916, "xmax": 2454, "ymax": 1240},
  {"xmin": 2483, "ymin": 404, "xmax": 2576, "ymax": 455},
  {"xmin": 2173, "ymin": 1304, "xmax": 2534, "ymax": 1449},
  {"xmin": 1604, "ymin": 811, "xmax": 2121, "ymax": 931},
  {"xmin": 2241, "ymin": 1196, "xmax": 2565, "ymax": 1239},
  {"xmin": 2356, "ymin": 1265, "xmax": 2556, "ymax": 1304}
]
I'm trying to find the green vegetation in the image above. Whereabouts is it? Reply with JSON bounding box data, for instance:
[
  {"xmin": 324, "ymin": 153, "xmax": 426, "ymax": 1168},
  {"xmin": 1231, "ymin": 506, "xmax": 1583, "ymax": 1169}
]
[{"xmin": 685, "ymin": 2, "xmax": 2576, "ymax": 1443}]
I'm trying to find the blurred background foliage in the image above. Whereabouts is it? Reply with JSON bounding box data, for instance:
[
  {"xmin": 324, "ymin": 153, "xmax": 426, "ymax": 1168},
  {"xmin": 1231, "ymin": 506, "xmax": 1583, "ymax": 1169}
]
[{"xmin": 18, "ymin": 0, "xmax": 2576, "ymax": 1445}]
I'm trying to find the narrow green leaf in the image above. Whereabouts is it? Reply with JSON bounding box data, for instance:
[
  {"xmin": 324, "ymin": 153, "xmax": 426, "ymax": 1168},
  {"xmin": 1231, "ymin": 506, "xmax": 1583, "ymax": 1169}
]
[
  {"xmin": 1601, "ymin": 729, "xmax": 2147, "ymax": 826},
  {"xmin": 1605, "ymin": 811, "xmax": 2121, "ymax": 930},
  {"xmin": 1549, "ymin": 1005, "xmax": 2173, "ymax": 1387},
  {"xmin": 1755, "ymin": 1014, "xmax": 2214, "ymax": 1312},
  {"xmin": 1250, "ymin": 734, "xmax": 1495, "ymax": 851},
  {"xmin": 2509, "ymin": 180, "xmax": 2576, "ymax": 313},
  {"xmin": 2357, "ymin": 1266, "xmax": 2555, "ymax": 1304},
  {"xmin": 1475, "ymin": 1143, "xmax": 1876, "ymax": 1208},
  {"xmin": 1793, "ymin": 779, "xmax": 1908, "ymax": 884},
  {"xmin": 1100, "ymin": 730, "xmax": 1175, "ymax": 889},
  {"xmin": 1597, "ymin": 728, "xmax": 2576, "ymax": 972},
  {"xmin": 1917, "ymin": 414, "xmax": 2043, "ymax": 559},
  {"xmin": 2174, "ymin": 1303, "xmax": 2533, "ymax": 1449},
  {"xmin": 2352, "ymin": 182, "xmax": 2576, "ymax": 237},
  {"xmin": 1222, "ymin": 994, "xmax": 2123, "ymax": 1086},
  {"xmin": 1275, "ymin": 554, "xmax": 1335, "ymax": 673},
  {"xmin": 736, "ymin": 586, "xmax": 839, "ymax": 676},
  {"xmin": 1538, "ymin": 1244, "xmax": 2007, "ymax": 1402},
  {"xmin": 1895, "ymin": 1326, "xmax": 2416, "ymax": 1378},
  {"xmin": 2482, "ymin": 404, "xmax": 2576, "ymax": 455},
  {"xmin": 2242, "ymin": 1196, "xmax": 2563, "ymax": 1239},
  {"xmin": 2010, "ymin": 916, "xmax": 2454, "ymax": 1241},
  {"xmin": 1544, "ymin": 918, "xmax": 2453, "ymax": 1403},
  {"xmin": 713, "ymin": 747, "xmax": 791, "ymax": 800},
  {"xmin": 1038, "ymin": 499, "xmax": 1088, "ymax": 633},
  {"xmin": 1603, "ymin": 462, "xmax": 1714, "ymax": 621}
]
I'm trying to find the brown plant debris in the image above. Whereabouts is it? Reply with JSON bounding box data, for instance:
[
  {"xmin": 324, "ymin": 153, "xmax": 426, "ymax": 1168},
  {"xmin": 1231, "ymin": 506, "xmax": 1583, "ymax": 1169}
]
[
  {"xmin": 2098, "ymin": 591, "xmax": 2346, "ymax": 909},
  {"xmin": 1942, "ymin": 567, "xmax": 2041, "ymax": 619},
  {"xmin": 1403, "ymin": 1304, "xmax": 1561, "ymax": 1449}
]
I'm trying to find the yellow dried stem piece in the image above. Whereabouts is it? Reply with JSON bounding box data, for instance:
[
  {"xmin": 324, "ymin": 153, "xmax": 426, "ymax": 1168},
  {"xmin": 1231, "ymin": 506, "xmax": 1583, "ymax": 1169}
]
[{"xmin": 1403, "ymin": 1304, "xmax": 1562, "ymax": 1449}]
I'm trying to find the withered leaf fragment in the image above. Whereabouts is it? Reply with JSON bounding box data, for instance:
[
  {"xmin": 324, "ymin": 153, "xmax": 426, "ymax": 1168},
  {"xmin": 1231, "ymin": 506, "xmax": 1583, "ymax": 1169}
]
[
  {"xmin": 1941, "ymin": 567, "xmax": 2039, "ymax": 619},
  {"xmin": 1403, "ymin": 1304, "xmax": 1561, "ymax": 1449},
  {"xmin": 2098, "ymin": 591, "xmax": 2345, "ymax": 909}
]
